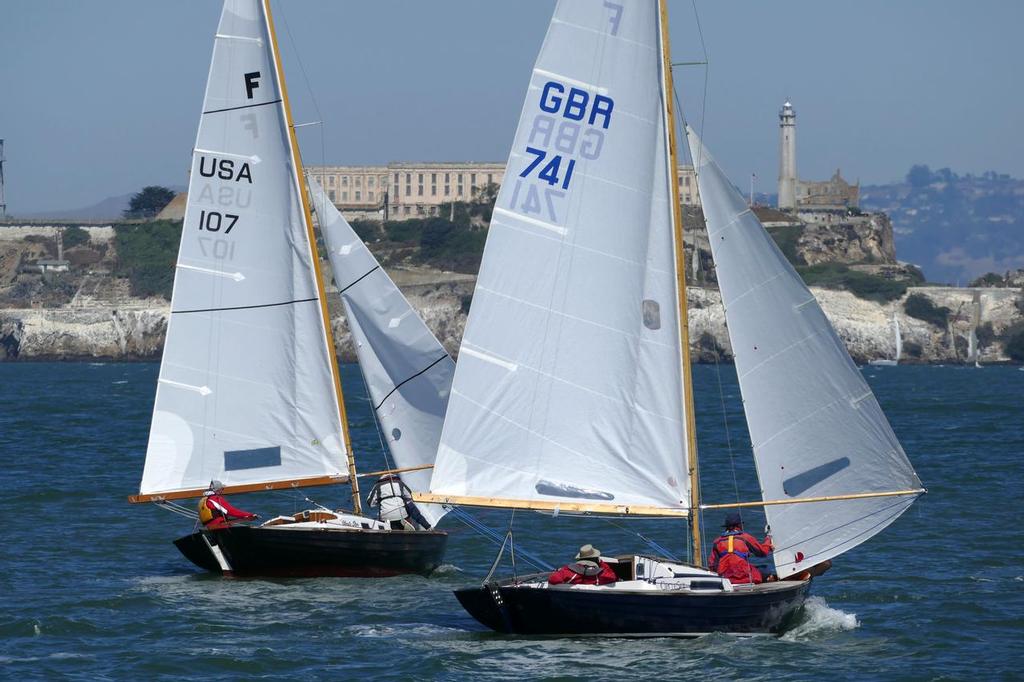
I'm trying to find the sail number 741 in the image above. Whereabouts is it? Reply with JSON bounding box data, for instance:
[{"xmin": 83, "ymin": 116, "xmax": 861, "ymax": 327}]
[
  {"xmin": 198, "ymin": 210, "xmax": 239, "ymax": 234},
  {"xmin": 520, "ymin": 147, "xmax": 576, "ymax": 190}
]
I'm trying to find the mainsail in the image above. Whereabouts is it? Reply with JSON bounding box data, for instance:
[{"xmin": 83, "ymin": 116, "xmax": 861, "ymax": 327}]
[
  {"xmin": 309, "ymin": 178, "xmax": 453, "ymax": 527},
  {"xmin": 425, "ymin": 0, "xmax": 692, "ymax": 514},
  {"xmin": 687, "ymin": 128, "xmax": 923, "ymax": 577},
  {"xmin": 138, "ymin": 0, "xmax": 347, "ymax": 499}
]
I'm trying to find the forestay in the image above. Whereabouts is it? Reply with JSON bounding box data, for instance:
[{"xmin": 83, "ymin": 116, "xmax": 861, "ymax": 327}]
[
  {"xmin": 139, "ymin": 0, "xmax": 346, "ymax": 498},
  {"xmin": 309, "ymin": 178, "xmax": 453, "ymax": 528},
  {"xmin": 427, "ymin": 0, "xmax": 692, "ymax": 513},
  {"xmin": 687, "ymin": 128, "xmax": 923, "ymax": 578}
]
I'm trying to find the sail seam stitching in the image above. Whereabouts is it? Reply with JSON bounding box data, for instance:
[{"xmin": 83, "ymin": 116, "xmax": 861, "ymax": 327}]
[
  {"xmin": 338, "ymin": 266, "xmax": 380, "ymax": 294},
  {"xmin": 373, "ymin": 354, "xmax": 451, "ymax": 411},
  {"xmin": 172, "ymin": 297, "xmax": 318, "ymax": 315},
  {"xmin": 203, "ymin": 99, "xmax": 283, "ymax": 115}
]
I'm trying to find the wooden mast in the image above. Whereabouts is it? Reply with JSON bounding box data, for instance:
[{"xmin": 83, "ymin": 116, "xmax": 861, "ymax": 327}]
[
  {"xmin": 264, "ymin": 0, "xmax": 362, "ymax": 514},
  {"xmin": 658, "ymin": 0, "xmax": 703, "ymax": 565}
]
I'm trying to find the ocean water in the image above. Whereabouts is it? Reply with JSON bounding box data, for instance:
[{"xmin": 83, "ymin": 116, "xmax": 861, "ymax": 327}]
[{"xmin": 1, "ymin": 362, "xmax": 1021, "ymax": 680}]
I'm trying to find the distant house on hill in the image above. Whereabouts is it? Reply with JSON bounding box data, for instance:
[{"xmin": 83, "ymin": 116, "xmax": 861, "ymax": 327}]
[{"xmin": 154, "ymin": 192, "xmax": 187, "ymax": 221}]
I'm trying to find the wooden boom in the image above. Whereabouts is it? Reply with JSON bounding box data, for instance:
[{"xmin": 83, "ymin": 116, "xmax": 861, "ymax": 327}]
[
  {"xmin": 128, "ymin": 474, "xmax": 349, "ymax": 504},
  {"xmin": 412, "ymin": 492, "xmax": 689, "ymax": 517},
  {"xmin": 701, "ymin": 488, "xmax": 926, "ymax": 511}
]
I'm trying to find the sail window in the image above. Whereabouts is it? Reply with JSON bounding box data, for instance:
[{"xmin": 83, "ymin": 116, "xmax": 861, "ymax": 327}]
[
  {"xmin": 642, "ymin": 299, "xmax": 661, "ymax": 330},
  {"xmin": 223, "ymin": 446, "xmax": 282, "ymax": 471},
  {"xmin": 535, "ymin": 480, "xmax": 614, "ymax": 500},
  {"xmin": 392, "ymin": 428, "xmax": 402, "ymax": 441}
]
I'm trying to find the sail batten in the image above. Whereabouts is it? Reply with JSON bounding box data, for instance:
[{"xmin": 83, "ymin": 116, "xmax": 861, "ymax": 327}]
[
  {"xmin": 427, "ymin": 0, "xmax": 692, "ymax": 513},
  {"xmin": 687, "ymin": 127, "xmax": 922, "ymax": 577},
  {"xmin": 138, "ymin": 0, "xmax": 346, "ymax": 499}
]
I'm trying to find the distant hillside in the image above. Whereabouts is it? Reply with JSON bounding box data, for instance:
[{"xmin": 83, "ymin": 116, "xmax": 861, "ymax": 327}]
[
  {"xmin": 17, "ymin": 186, "xmax": 186, "ymax": 222},
  {"xmin": 861, "ymin": 167, "xmax": 1024, "ymax": 284}
]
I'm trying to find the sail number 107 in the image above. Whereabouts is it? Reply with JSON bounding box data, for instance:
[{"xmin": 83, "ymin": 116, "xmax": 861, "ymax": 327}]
[{"xmin": 198, "ymin": 210, "xmax": 239, "ymax": 234}]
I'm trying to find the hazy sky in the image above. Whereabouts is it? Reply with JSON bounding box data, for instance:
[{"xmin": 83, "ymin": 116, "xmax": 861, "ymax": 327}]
[{"xmin": 2, "ymin": 1, "xmax": 1022, "ymax": 214}]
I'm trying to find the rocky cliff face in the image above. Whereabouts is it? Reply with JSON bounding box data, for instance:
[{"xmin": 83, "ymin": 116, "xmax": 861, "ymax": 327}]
[
  {"xmin": 3, "ymin": 282, "xmax": 1020, "ymax": 365},
  {"xmin": 0, "ymin": 307, "xmax": 167, "ymax": 361}
]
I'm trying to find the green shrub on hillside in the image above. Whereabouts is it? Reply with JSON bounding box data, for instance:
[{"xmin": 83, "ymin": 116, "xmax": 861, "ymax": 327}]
[
  {"xmin": 904, "ymin": 293, "xmax": 951, "ymax": 327},
  {"xmin": 768, "ymin": 225, "xmax": 804, "ymax": 265},
  {"xmin": 796, "ymin": 262, "xmax": 908, "ymax": 303},
  {"xmin": 62, "ymin": 226, "xmax": 90, "ymax": 249},
  {"xmin": 349, "ymin": 219, "xmax": 381, "ymax": 243},
  {"xmin": 1003, "ymin": 323, "xmax": 1024, "ymax": 363},
  {"xmin": 384, "ymin": 220, "xmax": 424, "ymax": 243},
  {"xmin": 113, "ymin": 220, "xmax": 182, "ymax": 299}
]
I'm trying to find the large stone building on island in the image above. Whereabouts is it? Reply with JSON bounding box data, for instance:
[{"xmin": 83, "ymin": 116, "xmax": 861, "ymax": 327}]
[{"xmin": 308, "ymin": 161, "xmax": 701, "ymax": 222}]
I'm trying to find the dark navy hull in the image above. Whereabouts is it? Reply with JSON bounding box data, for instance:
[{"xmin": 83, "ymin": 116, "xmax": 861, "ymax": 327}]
[
  {"xmin": 174, "ymin": 526, "xmax": 448, "ymax": 577},
  {"xmin": 455, "ymin": 577, "xmax": 810, "ymax": 636}
]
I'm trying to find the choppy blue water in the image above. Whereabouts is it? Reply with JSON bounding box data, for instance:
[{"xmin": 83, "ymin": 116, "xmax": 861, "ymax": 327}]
[{"xmin": 1, "ymin": 362, "xmax": 1021, "ymax": 680}]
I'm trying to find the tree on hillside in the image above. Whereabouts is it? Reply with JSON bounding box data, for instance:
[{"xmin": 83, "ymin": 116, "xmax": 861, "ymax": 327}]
[
  {"xmin": 124, "ymin": 186, "xmax": 176, "ymax": 219},
  {"xmin": 906, "ymin": 164, "xmax": 933, "ymax": 188}
]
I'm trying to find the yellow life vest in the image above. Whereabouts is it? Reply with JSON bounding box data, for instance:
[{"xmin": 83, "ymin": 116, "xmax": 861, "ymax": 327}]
[{"xmin": 198, "ymin": 496, "xmax": 214, "ymax": 524}]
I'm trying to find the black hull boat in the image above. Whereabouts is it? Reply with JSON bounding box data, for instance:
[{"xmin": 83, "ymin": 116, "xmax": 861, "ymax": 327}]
[
  {"xmin": 174, "ymin": 511, "xmax": 447, "ymax": 577},
  {"xmin": 454, "ymin": 556, "xmax": 810, "ymax": 637}
]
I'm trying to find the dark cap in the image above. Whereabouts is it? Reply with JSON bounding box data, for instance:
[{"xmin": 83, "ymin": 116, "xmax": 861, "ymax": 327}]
[{"xmin": 723, "ymin": 512, "xmax": 743, "ymax": 528}]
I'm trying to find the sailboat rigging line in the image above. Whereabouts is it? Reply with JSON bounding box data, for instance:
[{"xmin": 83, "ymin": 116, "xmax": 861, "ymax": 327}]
[
  {"xmin": 711, "ymin": 329, "xmax": 743, "ymax": 511},
  {"xmin": 171, "ymin": 297, "xmax": 318, "ymax": 315},
  {"xmin": 601, "ymin": 517, "xmax": 680, "ymax": 562},
  {"xmin": 445, "ymin": 506, "xmax": 553, "ymax": 573},
  {"xmin": 156, "ymin": 501, "xmax": 199, "ymax": 520},
  {"xmin": 508, "ymin": 509, "xmax": 518, "ymax": 582},
  {"xmin": 701, "ymin": 488, "xmax": 926, "ymax": 510},
  {"xmin": 338, "ymin": 266, "xmax": 381, "ymax": 294},
  {"xmin": 689, "ymin": 0, "xmax": 711, "ymax": 147},
  {"xmin": 202, "ymin": 99, "xmax": 282, "ymax": 115},
  {"xmin": 373, "ymin": 355, "xmax": 451, "ymax": 411},
  {"xmin": 275, "ymin": 0, "xmax": 329, "ymax": 187},
  {"xmin": 660, "ymin": 0, "xmax": 702, "ymax": 565}
]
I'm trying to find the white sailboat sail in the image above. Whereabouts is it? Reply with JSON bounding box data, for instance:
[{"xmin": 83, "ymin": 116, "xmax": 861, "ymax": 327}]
[
  {"xmin": 309, "ymin": 178, "xmax": 452, "ymax": 527},
  {"xmin": 687, "ymin": 128, "xmax": 923, "ymax": 577},
  {"xmin": 426, "ymin": 0, "xmax": 692, "ymax": 514},
  {"xmin": 138, "ymin": 0, "xmax": 347, "ymax": 498},
  {"xmin": 894, "ymin": 314, "xmax": 903, "ymax": 363}
]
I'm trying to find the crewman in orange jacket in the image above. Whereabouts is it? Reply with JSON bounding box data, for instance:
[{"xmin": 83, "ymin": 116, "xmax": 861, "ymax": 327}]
[
  {"xmin": 708, "ymin": 512, "xmax": 774, "ymax": 584},
  {"xmin": 548, "ymin": 544, "xmax": 618, "ymax": 586},
  {"xmin": 197, "ymin": 480, "xmax": 258, "ymax": 530}
]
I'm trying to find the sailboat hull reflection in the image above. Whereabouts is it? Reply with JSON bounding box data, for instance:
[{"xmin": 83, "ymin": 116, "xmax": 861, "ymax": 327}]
[
  {"xmin": 174, "ymin": 525, "xmax": 448, "ymax": 577},
  {"xmin": 456, "ymin": 565, "xmax": 809, "ymax": 636}
]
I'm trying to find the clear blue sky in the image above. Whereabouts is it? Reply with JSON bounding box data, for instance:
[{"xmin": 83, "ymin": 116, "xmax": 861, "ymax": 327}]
[{"xmin": 2, "ymin": 1, "xmax": 1022, "ymax": 213}]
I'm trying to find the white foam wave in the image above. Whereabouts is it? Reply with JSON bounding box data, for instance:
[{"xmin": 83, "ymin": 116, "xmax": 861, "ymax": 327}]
[
  {"xmin": 781, "ymin": 596, "xmax": 858, "ymax": 640},
  {"xmin": 347, "ymin": 623, "xmax": 463, "ymax": 639},
  {"xmin": 430, "ymin": 563, "xmax": 463, "ymax": 576}
]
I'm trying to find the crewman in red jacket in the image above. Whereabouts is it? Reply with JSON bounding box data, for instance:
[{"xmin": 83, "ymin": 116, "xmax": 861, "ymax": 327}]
[
  {"xmin": 548, "ymin": 544, "xmax": 618, "ymax": 586},
  {"xmin": 197, "ymin": 480, "xmax": 258, "ymax": 530},
  {"xmin": 708, "ymin": 512, "xmax": 774, "ymax": 584}
]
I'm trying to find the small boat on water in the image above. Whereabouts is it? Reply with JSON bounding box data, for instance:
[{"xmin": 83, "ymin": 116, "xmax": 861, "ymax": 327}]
[
  {"xmin": 414, "ymin": 0, "xmax": 925, "ymax": 636},
  {"xmin": 129, "ymin": 0, "xmax": 452, "ymax": 577}
]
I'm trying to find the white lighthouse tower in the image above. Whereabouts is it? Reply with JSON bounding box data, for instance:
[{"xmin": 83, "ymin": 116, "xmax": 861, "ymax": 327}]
[{"xmin": 778, "ymin": 101, "xmax": 797, "ymax": 210}]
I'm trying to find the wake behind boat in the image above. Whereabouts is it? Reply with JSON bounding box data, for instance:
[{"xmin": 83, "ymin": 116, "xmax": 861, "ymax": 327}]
[
  {"xmin": 128, "ymin": 0, "xmax": 451, "ymax": 578},
  {"xmin": 413, "ymin": 0, "xmax": 924, "ymax": 636}
]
